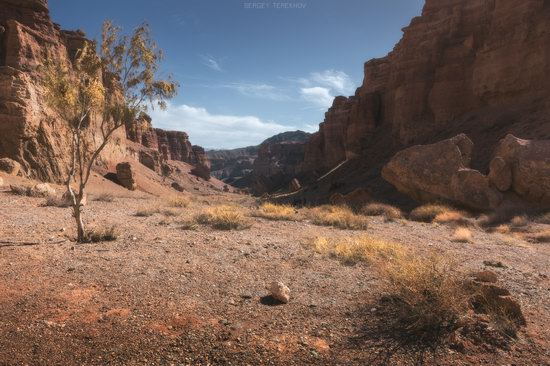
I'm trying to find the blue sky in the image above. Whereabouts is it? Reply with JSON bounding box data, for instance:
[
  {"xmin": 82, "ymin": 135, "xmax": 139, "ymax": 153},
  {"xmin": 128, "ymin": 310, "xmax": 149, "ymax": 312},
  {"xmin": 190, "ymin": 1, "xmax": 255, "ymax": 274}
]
[{"xmin": 49, "ymin": 0, "xmax": 424, "ymax": 149}]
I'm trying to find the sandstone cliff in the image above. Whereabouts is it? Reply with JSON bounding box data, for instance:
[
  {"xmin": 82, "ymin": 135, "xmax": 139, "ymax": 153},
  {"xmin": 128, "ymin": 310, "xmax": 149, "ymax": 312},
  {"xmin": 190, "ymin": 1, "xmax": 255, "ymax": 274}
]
[
  {"xmin": 0, "ymin": 0, "xmax": 210, "ymax": 183},
  {"xmin": 287, "ymin": 0, "xmax": 550, "ymax": 205}
]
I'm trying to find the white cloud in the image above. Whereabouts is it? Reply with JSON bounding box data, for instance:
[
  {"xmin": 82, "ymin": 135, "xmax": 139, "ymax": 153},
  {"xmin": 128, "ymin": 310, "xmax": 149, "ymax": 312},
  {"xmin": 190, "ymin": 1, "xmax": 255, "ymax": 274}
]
[
  {"xmin": 300, "ymin": 87, "xmax": 334, "ymax": 109},
  {"xmin": 200, "ymin": 54, "xmax": 223, "ymax": 72},
  {"xmin": 296, "ymin": 69, "xmax": 355, "ymax": 110},
  {"xmin": 308, "ymin": 70, "xmax": 354, "ymax": 95},
  {"xmin": 221, "ymin": 83, "xmax": 288, "ymax": 101},
  {"xmin": 148, "ymin": 103, "xmax": 294, "ymax": 149}
]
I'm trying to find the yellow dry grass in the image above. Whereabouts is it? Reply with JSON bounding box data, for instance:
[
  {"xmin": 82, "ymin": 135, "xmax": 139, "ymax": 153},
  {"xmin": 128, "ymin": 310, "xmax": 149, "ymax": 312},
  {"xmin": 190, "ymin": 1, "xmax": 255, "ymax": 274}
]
[
  {"xmin": 361, "ymin": 203, "xmax": 402, "ymax": 220},
  {"xmin": 195, "ymin": 205, "xmax": 251, "ymax": 230},
  {"xmin": 311, "ymin": 236, "xmax": 406, "ymax": 265},
  {"xmin": 254, "ymin": 203, "xmax": 299, "ymax": 221},
  {"xmin": 167, "ymin": 195, "xmax": 191, "ymax": 208},
  {"xmin": 529, "ymin": 230, "xmax": 550, "ymax": 243},
  {"xmin": 451, "ymin": 227, "xmax": 473, "ymax": 243},
  {"xmin": 434, "ymin": 210, "xmax": 470, "ymax": 226},
  {"xmin": 409, "ymin": 203, "xmax": 456, "ymax": 223},
  {"xmin": 381, "ymin": 253, "xmax": 469, "ymax": 339},
  {"xmin": 306, "ymin": 205, "xmax": 369, "ymax": 230}
]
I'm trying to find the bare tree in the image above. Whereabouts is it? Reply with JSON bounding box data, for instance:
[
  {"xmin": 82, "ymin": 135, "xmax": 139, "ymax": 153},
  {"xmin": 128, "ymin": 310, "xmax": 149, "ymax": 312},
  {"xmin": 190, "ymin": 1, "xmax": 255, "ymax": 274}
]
[{"xmin": 42, "ymin": 22, "xmax": 178, "ymax": 242}]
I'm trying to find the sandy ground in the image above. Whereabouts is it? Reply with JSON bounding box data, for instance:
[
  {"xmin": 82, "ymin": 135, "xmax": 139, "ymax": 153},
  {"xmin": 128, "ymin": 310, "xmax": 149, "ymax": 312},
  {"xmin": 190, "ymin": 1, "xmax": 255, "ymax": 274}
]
[{"xmin": 0, "ymin": 173, "xmax": 549, "ymax": 365}]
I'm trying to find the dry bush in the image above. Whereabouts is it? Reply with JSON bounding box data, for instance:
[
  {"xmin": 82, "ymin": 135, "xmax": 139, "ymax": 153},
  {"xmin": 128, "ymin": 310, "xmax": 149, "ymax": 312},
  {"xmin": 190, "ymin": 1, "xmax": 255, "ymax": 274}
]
[
  {"xmin": 529, "ymin": 230, "xmax": 550, "ymax": 243},
  {"xmin": 494, "ymin": 224, "xmax": 511, "ymax": 234},
  {"xmin": 179, "ymin": 219, "xmax": 199, "ymax": 231},
  {"xmin": 409, "ymin": 203, "xmax": 455, "ymax": 223},
  {"xmin": 307, "ymin": 205, "xmax": 369, "ymax": 230},
  {"xmin": 43, "ymin": 195, "xmax": 68, "ymax": 207},
  {"xmin": 451, "ymin": 228, "xmax": 473, "ymax": 243},
  {"xmin": 83, "ymin": 225, "xmax": 118, "ymax": 243},
  {"xmin": 254, "ymin": 203, "xmax": 299, "ymax": 221},
  {"xmin": 167, "ymin": 196, "xmax": 190, "ymax": 208},
  {"xmin": 135, "ymin": 206, "xmax": 160, "ymax": 217},
  {"xmin": 311, "ymin": 236, "xmax": 406, "ymax": 265},
  {"xmin": 93, "ymin": 193, "xmax": 115, "ymax": 202},
  {"xmin": 381, "ymin": 253, "xmax": 470, "ymax": 342},
  {"xmin": 433, "ymin": 210, "xmax": 471, "ymax": 226},
  {"xmin": 9, "ymin": 185, "xmax": 30, "ymax": 196},
  {"xmin": 361, "ymin": 203, "xmax": 402, "ymax": 221},
  {"xmin": 195, "ymin": 205, "xmax": 251, "ymax": 230},
  {"xmin": 510, "ymin": 215, "xmax": 529, "ymax": 228},
  {"xmin": 161, "ymin": 208, "xmax": 182, "ymax": 217}
]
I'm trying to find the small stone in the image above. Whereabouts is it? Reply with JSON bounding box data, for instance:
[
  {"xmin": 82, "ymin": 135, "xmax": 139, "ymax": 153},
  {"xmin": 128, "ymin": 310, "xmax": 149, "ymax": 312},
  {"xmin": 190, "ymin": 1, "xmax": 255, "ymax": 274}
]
[
  {"xmin": 267, "ymin": 281, "xmax": 290, "ymax": 304},
  {"xmin": 473, "ymin": 270, "xmax": 498, "ymax": 283}
]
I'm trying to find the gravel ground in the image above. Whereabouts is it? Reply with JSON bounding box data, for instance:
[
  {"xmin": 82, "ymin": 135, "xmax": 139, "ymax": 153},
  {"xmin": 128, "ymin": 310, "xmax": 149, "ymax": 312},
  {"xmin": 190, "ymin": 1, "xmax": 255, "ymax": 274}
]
[{"xmin": 0, "ymin": 183, "xmax": 549, "ymax": 365}]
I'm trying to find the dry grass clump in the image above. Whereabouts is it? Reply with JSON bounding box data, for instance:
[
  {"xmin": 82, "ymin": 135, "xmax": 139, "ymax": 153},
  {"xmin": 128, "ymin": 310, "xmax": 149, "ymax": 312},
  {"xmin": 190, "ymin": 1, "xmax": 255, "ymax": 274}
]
[
  {"xmin": 409, "ymin": 203, "xmax": 456, "ymax": 223},
  {"xmin": 195, "ymin": 205, "xmax": 251, "ymax": 230},
  {"xmin": 361, "ymin": 203, "xmax": 402, "ymax": 221},
  {"xmin": 93, "ymin": 193, "xmax": 115, "ymax": 202},
  {"xmin": 83, "ymin": 225, "xmax": 118, "ymax": 243},
  {"xmin": 510, "ymin": 215, "xmax": 529, "ymax": 228},
  {"xmin": 307, "ymin": 205, "xmax": 369, "ymax": 230},
  {"xmin": 161, "ymin": 208, "xmax": 183, "ymax": 217},
  {"xmin": 311, "ymin": 236, "xmax": 406, "ymax": 265},
  {"xmin": 9, "ymin": 185, "xmax": 31, "ymax": 196},
  {"xmin": 528, "ymin": 230, "xmax": 550, "ymax": 243},
  {"xmin": 451, "ymin": 227, "xmax": 473, "ymax": 243},
  {"xmin": 135, "ymin": 206, "xmax": 160, "ymax": 217},
  {"xmin": 43, "ymin": 195, "xmax": 68, "ymax": 207},
  {"xmin": 433, "ymin": 210, "xmax": 472, "ymax": 226},
  {"xmin": 167, "ymin": 196, "xmax": 190, "ymax": 208},
  {"xmin": 381, "ymin": 253, "xmax": 470, "ymax": 342},
  {"xmin": 254, "ymin": 203, "xmax": 299, "ymax": 221}
]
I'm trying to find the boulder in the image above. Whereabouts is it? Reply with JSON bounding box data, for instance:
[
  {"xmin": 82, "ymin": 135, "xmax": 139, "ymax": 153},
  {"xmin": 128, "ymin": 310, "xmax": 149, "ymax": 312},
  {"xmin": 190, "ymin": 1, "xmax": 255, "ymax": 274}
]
[
  {"xmin": 267, "ymin": 281, "xmax": 290, "ymax": 304},
  {"xmin": 0, "ymin": 158, "xmax": 22, "ymax": 176},
  {"xmin": 171, "ymin": 182, "xmax": 184, "ymax": 192},
  {"xmin": 488, "ymin": 157, "xmax": 512, "ymax": 192},
  {"xmin": 495, "ymin": 135, "xmax": 550, "ymax": 205},
  {"xmin": 29, "ymin": 183, "xmax": 56, "ymax": 197},
  {"xmin": 382, "ymin": 134, "xmax": 502, "ymax": 210},
  {"xmin": 139, "ymin": 151, "xmax": 158, "ymax": 172},
  {"xmin": 116, "ymin": 162, "xmax": 137, "ymax": 191}
]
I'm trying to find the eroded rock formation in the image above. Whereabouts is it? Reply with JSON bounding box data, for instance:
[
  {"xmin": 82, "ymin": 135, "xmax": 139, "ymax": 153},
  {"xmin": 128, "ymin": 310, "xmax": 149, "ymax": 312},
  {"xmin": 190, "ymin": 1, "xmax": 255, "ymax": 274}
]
[
  {"xmin": 283, "ymin": 0, "xmax": 550, "ymax": 207},
  {"xmin": 0, "ymin": 0, "xmax": 126, "ymax": 182}
]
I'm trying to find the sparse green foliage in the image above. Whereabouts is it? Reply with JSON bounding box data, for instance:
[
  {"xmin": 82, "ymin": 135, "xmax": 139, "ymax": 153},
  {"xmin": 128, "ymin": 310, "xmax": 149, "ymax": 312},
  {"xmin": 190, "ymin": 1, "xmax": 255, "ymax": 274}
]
[{"xmin": 42, "ymin": 21, "xmax": 178, "ymax": 243}]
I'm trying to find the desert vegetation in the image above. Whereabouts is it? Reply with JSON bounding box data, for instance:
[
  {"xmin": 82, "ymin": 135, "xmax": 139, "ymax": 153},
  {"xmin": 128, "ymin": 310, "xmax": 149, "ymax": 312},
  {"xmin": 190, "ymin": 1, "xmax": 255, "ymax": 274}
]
[
  {"xmin": 195, "ymin": 205, "xmax": 252, "ymax": 230},
  {"xmin": 254, "ymin": 202, "xmax": 299, "ymax": 221},
  {"xmin": 306, "ymin": 205, "xmax": 369, "ymax": 230},
  {"xmin": 361, "ymin": 202, "xmax": 402, "ymax": 221}
]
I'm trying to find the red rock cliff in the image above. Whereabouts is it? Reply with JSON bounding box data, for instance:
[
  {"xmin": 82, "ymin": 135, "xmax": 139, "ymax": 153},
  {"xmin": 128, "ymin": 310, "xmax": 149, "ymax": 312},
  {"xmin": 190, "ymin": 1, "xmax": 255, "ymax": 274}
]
[{"xmin": 301, "ymin": 0, "xmax": 550, "ymax": 177}]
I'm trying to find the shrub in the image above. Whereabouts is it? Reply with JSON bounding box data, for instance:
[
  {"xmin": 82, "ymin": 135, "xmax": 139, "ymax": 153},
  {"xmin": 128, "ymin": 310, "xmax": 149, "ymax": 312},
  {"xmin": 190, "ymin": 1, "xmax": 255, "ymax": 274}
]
[
  {"xmin": 135, "ymin": 206, "xmax": 160, "ymax": 217},
  {"xmin": 83, "ymin": 225, "xmax": 118, "ymax": 243},
  {"xmin": 167, "ymin": 196, "xmax": 190, "ymax": 208},
  {"xmin": 510, "ymin": 215, "xmax": 529, "ymax": 228},
  {"xmin": 311, "ymin": 236, "xmax": 405, "ymax": 265},
  {"xmin": 161, "ymin": 208, "xmax": 182, "ymax": 217},
  {"xmin": 451, "ymin": 228, "xmax": 473, "ymax": 243},
  {"xmin": 361, "ymin": 203, "xmax": 402, "ymax": 221},
  {"xmin": 529, "ymin": 230, "xmax": 550, "ymax": 243},
  {"xmin": 43, "ymin": 195, "xmax": 67, "ymax": 207},
  {"xmin": 536, "ymin": 211, "xmax": 550, "ymax": 225},
  {"xmin": 195, "ymin": 205, "xmax": 251, "ymax": 230},
  {"xmin": 434, "ymin": 210, "xmax": 471, "ymax": 226},
  {"xmin": 307, "ymin": 205, "xmax": 369, "ymax": 230},
  {"xmin": 381, "ymin": 253, "xmax": 469, "ymax": 342},
  {"xmin": 254, "ymin": 203, "xmax": 298, "ymax": 221},
  {"xmin": 93, "ymin": 193, "xmax": 115, "ymax": 202},
  {"xmin": 409, "ymin": 203, "xmax": 455, "ymax": 223},
  {"xmin": 10, "ymin": 185, "xmax": 30, "ymax": 196}
]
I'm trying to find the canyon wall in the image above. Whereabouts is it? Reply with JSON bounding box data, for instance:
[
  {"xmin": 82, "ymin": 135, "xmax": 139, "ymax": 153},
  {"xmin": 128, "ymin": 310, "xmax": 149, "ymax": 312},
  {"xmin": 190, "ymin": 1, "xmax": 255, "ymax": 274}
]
[
  {"xmin": 300, "ymin": 0, "xmax": 550, "ymax": 180},
  {"xmin": 0, "ymin": 0, "xmax": 210, "ymax": 182}
]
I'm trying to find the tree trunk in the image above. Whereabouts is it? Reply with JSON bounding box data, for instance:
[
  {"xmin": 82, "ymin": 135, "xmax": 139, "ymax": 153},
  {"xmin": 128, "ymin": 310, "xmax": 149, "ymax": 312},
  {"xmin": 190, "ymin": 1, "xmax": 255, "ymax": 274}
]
[{"xmin": 73, "ymin": 199, "xmax": 85, "ymax": 243}]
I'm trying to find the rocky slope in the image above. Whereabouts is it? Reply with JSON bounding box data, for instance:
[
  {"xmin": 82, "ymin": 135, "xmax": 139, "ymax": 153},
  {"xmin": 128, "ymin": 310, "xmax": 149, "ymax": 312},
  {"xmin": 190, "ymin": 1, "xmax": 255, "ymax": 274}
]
[
  {"xmin": 0, "ymin": 0, "xmax": 210, "ymax": 183},
  {"xmin": 207, "ymin": 131, "xmax": 310, "ymax": 190},
  {"xmin": 279, "ymin": 0, "xmax": 550, "ymax": 207}
]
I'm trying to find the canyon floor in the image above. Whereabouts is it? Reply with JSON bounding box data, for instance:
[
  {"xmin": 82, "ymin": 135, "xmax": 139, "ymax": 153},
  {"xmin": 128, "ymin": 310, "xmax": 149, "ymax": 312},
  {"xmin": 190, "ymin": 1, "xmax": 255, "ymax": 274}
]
[{"xmin": 0, "ymin": 174, "xmax": 549, "ymax": 366}]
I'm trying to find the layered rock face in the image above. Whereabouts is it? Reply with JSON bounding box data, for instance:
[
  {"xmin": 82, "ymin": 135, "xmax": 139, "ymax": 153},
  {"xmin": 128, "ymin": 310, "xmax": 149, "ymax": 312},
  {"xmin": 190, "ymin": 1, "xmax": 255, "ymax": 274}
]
[
  {"xmin": 300, "ymin": 0, "xmax": 550, "ymax": 178},
  {"xmin": 208, "ymin": 131, "xmax": 310, "ymax": 190},
  {"xmin": 0, "ymin": 0, "xmax": 126, "ymax": 182}
]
